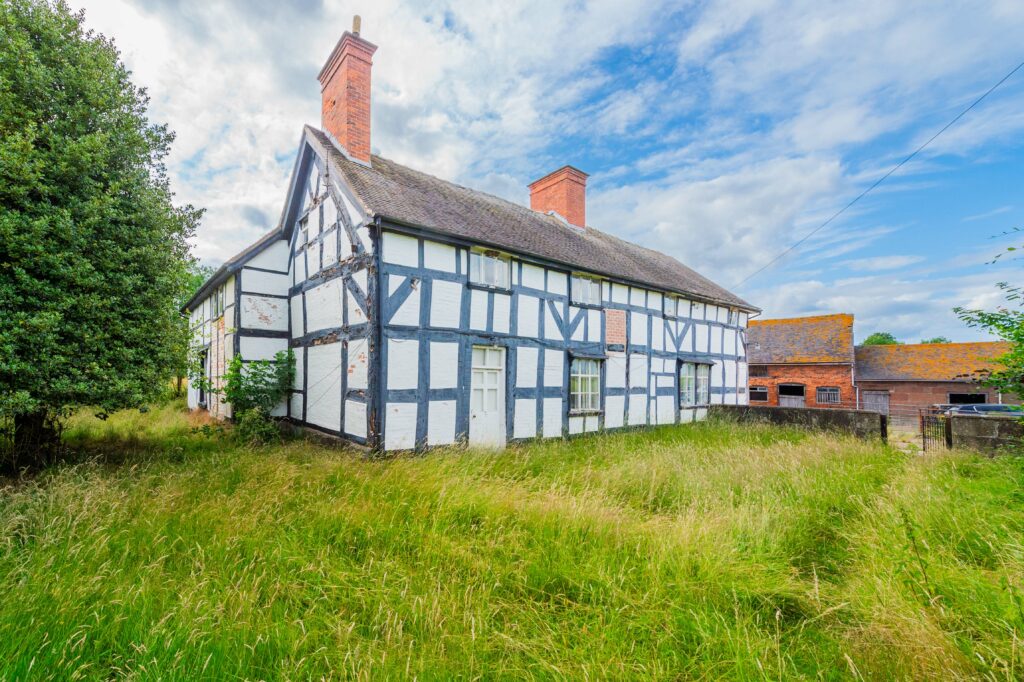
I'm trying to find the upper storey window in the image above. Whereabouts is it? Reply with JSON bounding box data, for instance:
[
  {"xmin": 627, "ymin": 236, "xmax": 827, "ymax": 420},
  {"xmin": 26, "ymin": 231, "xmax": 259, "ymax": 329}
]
[
  {"xmin": 571, "ymin": 274, "xmax": 602, "ymax": 306},
  {"xmin": 469, "ymin": 251, "xmax": 510, "ymax": 289}
]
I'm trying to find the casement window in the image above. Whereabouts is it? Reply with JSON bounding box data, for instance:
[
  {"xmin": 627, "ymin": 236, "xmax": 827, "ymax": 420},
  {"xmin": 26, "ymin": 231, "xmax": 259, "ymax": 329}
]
[
  {"xmin": 680, "ymin": 362, "xmax": 711, "ymax": 406},
  {"xmin": 569, "ymin": 357, "xmax": 601, "ymax": 412},
  {"xmin": 571, "ymin": 274, "xmax": 602, "ymax": 306},
  {"xmin": 749, "ymin": 386, "xmax": 769, "ymax": 402},
  {"xmin": 469, "ymin": 251, "xmax": 510, "ymax": 289},
  {"xmin": 211, "ymin": 285, "xmax": 225, "ymax": 319},
  {"xmin": 749, "ymin": 365, "xmax": 769, "ymax": 378},
  {"xmin": 728, "ymin": 309, "xmax": 738, "ymax": 326},
  {"xmin": 663, "ymin": 297, "xmax": 677, "ymax": 317},
  {"xmin": 816, "ymin": 387, "xmax": 841, "ymax": 404}
]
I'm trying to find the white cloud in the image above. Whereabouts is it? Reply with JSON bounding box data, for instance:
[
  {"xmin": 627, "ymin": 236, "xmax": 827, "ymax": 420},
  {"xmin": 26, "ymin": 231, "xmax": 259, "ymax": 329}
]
[{"xmin": 842, "ymin": 255, "xmax": 925, "ymax": 272}]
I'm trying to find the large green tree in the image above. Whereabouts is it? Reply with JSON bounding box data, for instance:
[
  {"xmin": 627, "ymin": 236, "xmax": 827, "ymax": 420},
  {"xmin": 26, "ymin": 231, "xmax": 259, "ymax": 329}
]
[
  {"xmin": 861, "ymin": 332, "xmax": 901, "ymax": 346},
  {"xmin": 0, "ymin": 0, "xmax": 200, "ymax": 463}
]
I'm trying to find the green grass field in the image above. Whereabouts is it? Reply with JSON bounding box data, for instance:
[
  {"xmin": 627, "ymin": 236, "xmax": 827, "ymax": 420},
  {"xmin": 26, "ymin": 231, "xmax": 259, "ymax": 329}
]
[{"xmin": 1, "ymin": 403, "xmax": 1023, "ymax": 680}]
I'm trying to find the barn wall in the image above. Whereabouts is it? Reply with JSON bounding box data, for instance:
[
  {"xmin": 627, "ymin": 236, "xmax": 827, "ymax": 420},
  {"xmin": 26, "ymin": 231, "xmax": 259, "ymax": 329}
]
[
  {"xmin": 284, "ymin": 147, "xmax": 376, "ymax": 445},
  {"xmin": 377, "ymin": 228, "xmax": 750, "ymax": 451}
]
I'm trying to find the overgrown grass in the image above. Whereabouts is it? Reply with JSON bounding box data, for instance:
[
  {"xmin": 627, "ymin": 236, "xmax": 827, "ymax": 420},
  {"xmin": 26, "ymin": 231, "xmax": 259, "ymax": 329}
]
[{"xmin": 1, "ymin": 402, "xmax": 1023, "ymax": 679}]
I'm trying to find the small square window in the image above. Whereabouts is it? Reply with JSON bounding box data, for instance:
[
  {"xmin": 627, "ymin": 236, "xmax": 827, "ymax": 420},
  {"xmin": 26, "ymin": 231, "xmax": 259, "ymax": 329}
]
[
  {"xmin": 571, "ymin": 274, "xmax": 602, "ymax": 306},
  {"xmin": 469, "ymin": 251, "xmax": 510, "ymax": 289},
  {"xmin": 816, "ymin": 387, "xmax": 841, "ymax": 404},
  {"xmin": 749, "ymin": 386, "xmax": 768, "ymax": 402}
]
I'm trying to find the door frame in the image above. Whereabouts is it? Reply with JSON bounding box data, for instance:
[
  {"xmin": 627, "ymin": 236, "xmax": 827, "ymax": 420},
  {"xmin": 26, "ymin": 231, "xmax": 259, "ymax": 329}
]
[{"xmin": 469, "ymin": 345, "xmax": 507, "ymax": 448}]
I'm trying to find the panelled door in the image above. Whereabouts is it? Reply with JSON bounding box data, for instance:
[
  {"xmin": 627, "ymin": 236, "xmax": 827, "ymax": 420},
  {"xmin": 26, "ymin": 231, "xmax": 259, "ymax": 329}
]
[
  {"xmin": 470, "ymin": 346, "xmax": 506, "ymax": 447},
  {"xmin": 863, "ymin": 391, "xmax": 890, "ymax": 415}
]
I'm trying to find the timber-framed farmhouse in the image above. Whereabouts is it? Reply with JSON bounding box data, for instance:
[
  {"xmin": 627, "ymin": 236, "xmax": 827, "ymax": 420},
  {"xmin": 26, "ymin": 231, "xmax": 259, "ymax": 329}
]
[{"xmin": 183, "ymin": 21, "xmax": 758, "ymax": 451}]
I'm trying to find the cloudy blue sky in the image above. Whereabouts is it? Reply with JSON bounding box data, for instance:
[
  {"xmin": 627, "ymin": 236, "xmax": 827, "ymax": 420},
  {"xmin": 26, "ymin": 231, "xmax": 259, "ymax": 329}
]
[{"xmin": 78, "ymin": 0, "xmax": 1024, "ymax": 342}]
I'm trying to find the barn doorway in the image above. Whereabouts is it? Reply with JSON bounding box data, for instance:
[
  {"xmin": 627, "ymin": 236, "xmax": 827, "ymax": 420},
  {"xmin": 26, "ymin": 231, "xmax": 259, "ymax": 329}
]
[
  {"xmin": 469, "ymin": 346, "xmax": 506, "ymax": 448},
  {"xmin": 863, "ymin": 391, "xmax": 890, "ymax": 415},
  {"xmin": 778, "ymin": 384, "xmax": 805, "ymax": 408}
]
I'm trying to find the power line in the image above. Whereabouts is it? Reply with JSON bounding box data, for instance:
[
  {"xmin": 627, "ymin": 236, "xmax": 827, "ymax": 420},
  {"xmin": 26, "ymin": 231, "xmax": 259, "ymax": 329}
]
[{"xmin": 734, "ymin": 58, "xmax": 1024, "ymax": 288}]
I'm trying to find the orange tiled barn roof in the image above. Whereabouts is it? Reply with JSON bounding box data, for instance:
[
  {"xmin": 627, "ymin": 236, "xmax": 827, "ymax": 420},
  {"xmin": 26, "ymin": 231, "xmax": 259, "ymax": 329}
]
[
  {"xmin": 854, "ymin": 342, "xmax": 1010, "ymax": 382},
  {"xmin": 747, "ymin": 314, "xmax": 855, "ymax": 364}
]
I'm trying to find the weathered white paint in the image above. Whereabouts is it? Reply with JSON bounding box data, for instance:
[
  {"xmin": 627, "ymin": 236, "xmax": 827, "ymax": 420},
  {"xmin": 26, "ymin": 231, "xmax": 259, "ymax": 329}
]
[
  {"xmin": 568, "ymin": 416, "xmax": 584, "ymax": 435},
  {"xmin": 290, "ymin": 294, "xmax": 304, "ymax": 338},
  {"xmin": 543, "ymin": 398, "xmax": 562, "ymax": 438},
  {"xmin": 605, "ymin": 396, "xmax": 625, "ymax": 428},
  {"xmin": 345, "ymin": 400, "xmax": 367, "ymax": 438},
  {"xmin": 289, "ymin": 392, "xmax": 303, "ymax": 419},
  {"xmin": 521, "ymin": 264, "xmax": 544, "ymax": 290},
  {"xmin": 305, "ymin": 280, "xmax": 343, "ymax": 333},
  {"xmin": 628, "ymin": 394, "xmax": 647, "ymax": 425},
  {"xmin": 322, "ymin": 230, "xmax": 338, "ymax": 269},
  {"xmin": 385, "ymin": 402, "xmax": 417, "ymax": 450},
  {"xmin": 292, "ymin": 347, "xmax": 305, "ymax": 390},
  {"xmin": 347, "ymin": 284, "xmax": 368, "ymax": 325},
  {"xmin": 606, "ymin": 352, "xmax": 627, "ymax": 388},
  {"xmin": 389, "ymin": 276, "xmax": 420, "ymax": 326},
  {"xmin": 543, "ymin": 304, "xmax": 562, "ymax": 341},
  {"xmin": 347, "ymin": 338, "xmax": 369, "ymax": 390},
  {"xmin": 546, "ymin": 271, "xmax": 567, "ymax": 296},
  {"xmin": 240, "ymin": 294, "xmax": 288, "ymax": 332},
  {"xmin": 631, "ymin": 312, "xmax": 648, "ymax": 346}
]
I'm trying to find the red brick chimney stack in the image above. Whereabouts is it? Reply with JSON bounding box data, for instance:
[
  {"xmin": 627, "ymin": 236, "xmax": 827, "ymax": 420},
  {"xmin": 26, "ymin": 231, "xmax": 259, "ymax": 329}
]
[
  {"xmin": 318, "ymin": 16, "xmax": 377, "ymax": 164},
  {"xmin": 528, "ymin": 166, "xmax": 589, "ymax": 228}
]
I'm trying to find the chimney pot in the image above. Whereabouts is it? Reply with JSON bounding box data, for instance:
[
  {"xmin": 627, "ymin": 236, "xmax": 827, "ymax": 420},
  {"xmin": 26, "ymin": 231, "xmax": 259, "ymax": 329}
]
[
  {"xmin": 528, "ymin": 166, "xmax": 589, "ymax": 228},
  {"xmin": 318, "ymin": 23, "xmax": 377, "ymax": 164}
]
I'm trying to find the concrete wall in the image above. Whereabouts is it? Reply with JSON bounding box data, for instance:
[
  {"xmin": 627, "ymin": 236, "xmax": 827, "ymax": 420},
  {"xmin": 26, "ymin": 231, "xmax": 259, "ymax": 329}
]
[
  {"xmin": 747, "ymin": 363, "xmax": 855, "ymax": 408},
  {"xmin": 713, "ymin": 404, "xmax": 886, "ymax": 440},
  {"xmin": 951, "ymin": 415, "xmax": 1023, "ymax": 453}
]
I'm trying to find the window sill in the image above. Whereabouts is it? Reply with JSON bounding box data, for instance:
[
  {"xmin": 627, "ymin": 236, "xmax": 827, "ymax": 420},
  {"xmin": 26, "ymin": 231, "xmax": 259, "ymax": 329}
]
[
  {"xmin": 569, "ymin": 409, "xmax": 603, "ymax": 416},
  {"xmin": 570, "ymin": 300, "xmax": 603, "ymax": 310},
  {"xmin": 466, "ymin": 281, "xmax": 511, "ymax": 294}
]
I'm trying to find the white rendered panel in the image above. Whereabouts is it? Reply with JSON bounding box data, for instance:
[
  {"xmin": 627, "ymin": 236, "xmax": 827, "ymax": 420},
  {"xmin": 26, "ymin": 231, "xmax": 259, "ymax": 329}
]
[
  {"xmin": 570, "ymin": 306, "xmax": 585, "ymax": 341},
  {"xmin": 492, "ymin": 293, "xmax": 511, "ymax": 334},
  {"xmin": 240, "ymin": 294, "xmax": 289, "ymax": 332},
  {"xmin": 628, "ymin": 394, "xmax": 647, "ymax": 426},
  {"xmin": 385, "ymin": 402, "xmax": 417, "ymax": 450},
  {"xmin": 305, "ymin": 280, "xmax": 343, "ymax": 333},
  {"xmin": 322, "ymin": 230, "xmax": 338, "ymax": 269},
  {"xmin": 628, "ymin": 353, "xmax": 647, "ymax": 389},
  {"xmin": 514, "ymin": 399, "xmax": 536, "ymax": 439},
  {"xmin": 389, "ymin": 276, "xmax": 420, "ymax": 327},
  {"xmin": 387, "ymin": 339, "xmax": 418, "ymax": 390},
  {"xmin": 585, "ymin": 415, "xmax": 598, "ymax": 432},
  {"xmin": 429, "ymin": 342, "xmax": 459, "ymax": 389},
  {"xmin": 347, "ymin": 338, "xmax": 369, "ymax": 390},
  {"xmin": 305, "ymin": 342, "xmax": 342, "ymax": 431},
  {"xmin": 470, "ymin": 289, "xmax": 488, "ymax": 331},
  {"xmin": 382, "ymin": 231, "xmax": 419, "ymax": 267},
  {"xmin": 521, "ymin": 264, "xmax": 545, "ymax": 290},
  {"xmin": 347, "ymin": 285, "xmax": 368, "ymax": 325},
  {"xmin": 604, "ymin": 396, "xmax": 625, "ymax": 428},
  {"xmin": 242, "ymin": 268, "xmax": 290, "ymax": 296},
  {"xmin": 423, "ymin": 240, "xmax": 457, "ymax": 272},
  {"xmin": 630, "ymin": 312, "xmax": 648, "ymax": 346},
  {"xmin": 543, "ymin": 349, "xmax": 563, "ymax": 387},
  {"xmin": 630, "ymin": 287, "xmax": 645, "ymax": 307},
  {"xmin": 290, "ymin": 294, "xmax": 304, "ymax": 338},
  {"xmin": 239, "ymin": 336, "xmax": 287, "ymax": 361},
  {"xmin": 543, "ymin": 398, "xmax": 563, "ymax": 438},
  {"xmin": 430, "ymin": 280, "xmax": 462, "ymax": 328},
  {"xmin": 724, "ymin": 329, "xmax": 737, "ymax": 355},
  {"xmin": 516, "ymin": 347, "xmax": 538, "ymax": 388},
  {"xmin": 292, "ymin": 347, "xmax": 305, "ymax": 391},
  {"xmin": 517, "ymin": 295, "xmax": 539, "ymax": 337},
  {"xmin": 427, "ymin": 400, "xmax": 457, "ymax": 446},
  {"xmin": 289, "ymin": 392, "xmax": 303, "ymax": 420},
  {"xmin": 587, "ymin": 309, "xmax": 601, "ymax": 343},
  {"xmin": 547, "ymin": 271, "xmax": 567, "ymax": 295},
  {"xmin": 345, "ymin": 400, "xmax": 367, "ymax": 438},
  {"xmin": 606, "ymin": 352, "xmax": 627, "ymax": 389},
  {"xmin": 247, "ymin": 239, "xmax": 289, "ymax": 272},
  {"xmin": 544, "ymin": 303, "xmax": 562, "ymax": 341},
  {"xmin": 711, "ymin": 327, "xmax": 723, "ymax": 354},
  {"xmin": 568, "ymin": 416, "xmax": 584, "ymax": 435},
  {"xmin": 657, "ymin": 396, "xmax": 675, "ymax": 425},
  {"xmin": 695, "ymin": 323, "xmax": 709, "ymax": 353},
  {"xmin": 612, "ymin": 283, "xmax": 629, "ymax": 304}
]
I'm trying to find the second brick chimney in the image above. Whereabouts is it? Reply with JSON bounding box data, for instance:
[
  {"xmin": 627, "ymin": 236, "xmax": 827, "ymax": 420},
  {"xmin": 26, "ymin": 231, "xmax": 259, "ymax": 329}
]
[
  {"xmin": 528, "ymin": 166, "xmax": 589, "ymax": 228},
  {"xmin": 318, "ymin": 17, "xmax": 377, "ymax": 164}
]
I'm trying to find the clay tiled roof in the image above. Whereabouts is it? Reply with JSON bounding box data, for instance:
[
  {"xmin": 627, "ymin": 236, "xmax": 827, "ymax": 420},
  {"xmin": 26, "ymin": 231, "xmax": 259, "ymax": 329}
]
[
  {"xmin": 855, "ymin": 342, "xmax": 1011, "ymax": 382},
  {"xmin": 747, "ymin": 314, "xmax": 855, "ymax": 364},
  {"xmin": 306, "ymin": 127, "xmax": 757, "ymax": 311}
]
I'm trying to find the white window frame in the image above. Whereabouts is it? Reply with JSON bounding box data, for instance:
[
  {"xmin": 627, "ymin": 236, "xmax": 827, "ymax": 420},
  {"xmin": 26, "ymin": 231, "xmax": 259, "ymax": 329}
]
[
  {"xmin": 680, "ymin": 362, "xmax": 711, "ymax": 406},
  {"xmin": 816, "ymin": 386, "xmax": 841, "ymax": 404},
  {"xmin": 663, "ymin": 296, "xmax": 677, "ymax": 317},
  {"xmin": 749, "ymin": 386, "xmax": 769, "ymax": 402},
  {"xmin": 571, "ymin": 274, "xmax": 602, "ymax": 306},
  {"xmin": 469, "ymin": 251, "xmax": 511, "ymax": 290},
  {"xmin": 569, "ymin": 357, "xmax": 601, "ymax": 413}
]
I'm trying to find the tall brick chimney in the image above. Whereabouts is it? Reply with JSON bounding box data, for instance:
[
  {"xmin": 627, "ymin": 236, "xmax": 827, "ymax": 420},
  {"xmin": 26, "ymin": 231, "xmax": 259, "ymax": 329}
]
[
  {"xmin": 317, "ymin": 16, "xmax": 377, "ymax": 164},
  {"xmin": 528, "ymin": 166, "xmax": 589, "ymax": 228}
]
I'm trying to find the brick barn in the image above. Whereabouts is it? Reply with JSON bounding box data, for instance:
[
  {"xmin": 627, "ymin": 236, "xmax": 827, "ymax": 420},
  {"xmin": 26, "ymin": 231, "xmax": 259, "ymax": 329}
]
[{"xmin": 746, "ymin": 314, "xmax": 856, "ymax": 408}]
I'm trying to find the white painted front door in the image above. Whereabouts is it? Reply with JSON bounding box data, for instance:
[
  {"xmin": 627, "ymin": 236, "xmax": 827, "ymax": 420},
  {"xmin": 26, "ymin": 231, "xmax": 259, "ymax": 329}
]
[{"xmin": 470, "ymin": 346, "xmax": 506, "ymax": 447}]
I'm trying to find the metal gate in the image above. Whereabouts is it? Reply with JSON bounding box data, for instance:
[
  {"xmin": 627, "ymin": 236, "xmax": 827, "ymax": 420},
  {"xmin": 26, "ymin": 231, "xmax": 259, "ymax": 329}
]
[{"xmin": 920, "ymin": 409, "xmax": 951, "ymax": 451}]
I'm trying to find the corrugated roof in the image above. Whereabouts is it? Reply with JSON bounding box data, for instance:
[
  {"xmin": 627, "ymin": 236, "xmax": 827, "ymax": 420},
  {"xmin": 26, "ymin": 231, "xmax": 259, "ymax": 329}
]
[
  {"xmin": 855, "ymin": 342, "xmax": 1010, "ymax": 382},
  {"xmin": 746, "ymin": 314, "xmax": 855, "ymax": 364},
  {"xmin": 307, "ymin": 127, "xmax": 756, "ymax": 311}
]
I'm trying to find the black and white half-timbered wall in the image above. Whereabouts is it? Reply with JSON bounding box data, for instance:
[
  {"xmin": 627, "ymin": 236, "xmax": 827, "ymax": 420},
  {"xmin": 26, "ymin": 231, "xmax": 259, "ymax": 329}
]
[{"xmin": 183, "ymin": 21, "xmax": 759, "ymax": 451}]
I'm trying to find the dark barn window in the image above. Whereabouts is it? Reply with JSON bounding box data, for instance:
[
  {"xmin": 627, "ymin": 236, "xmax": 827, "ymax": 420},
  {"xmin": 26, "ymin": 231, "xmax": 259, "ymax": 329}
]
[
  {"xmin": 749, "ymin": 365, "xmax": 769, "ymax": 377},
  {"xmin": 749, "ymin": 386, "xmax": 769, "ymax": 402},
  {"xmin": 949, "ymin": 393, "xmax": 986, "ymax": 404}
]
